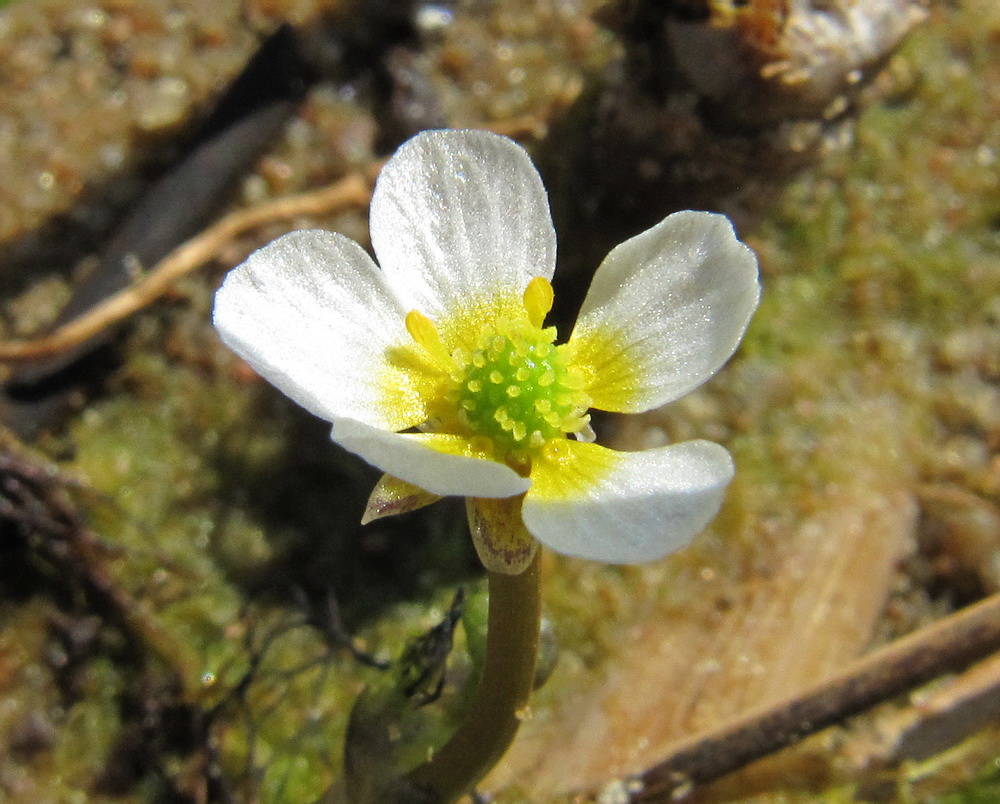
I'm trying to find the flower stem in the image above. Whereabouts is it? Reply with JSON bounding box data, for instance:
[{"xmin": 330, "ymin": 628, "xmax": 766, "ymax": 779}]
[{"xmin": 405, "ymin": 550, "xmax": 541, "ymax": 803}]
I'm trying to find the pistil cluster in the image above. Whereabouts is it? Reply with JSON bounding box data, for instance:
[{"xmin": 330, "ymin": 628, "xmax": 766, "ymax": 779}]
[
  {"xmin": 405, "ymin": 277, "xmax": 591, "ymax": 468},
  {"xmin": 450, "ymin": 324, "xmax": 589, "ymax": 461}
]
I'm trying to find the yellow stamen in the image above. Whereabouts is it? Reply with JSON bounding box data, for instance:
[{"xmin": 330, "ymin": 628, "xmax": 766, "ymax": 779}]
[
  {"xmin": 523, "ymin": 276, "xmax": 554, "ymax": 328},
  {"xmin": 405, "ymin": 309, "xmax": 453, "ymax": 368}
]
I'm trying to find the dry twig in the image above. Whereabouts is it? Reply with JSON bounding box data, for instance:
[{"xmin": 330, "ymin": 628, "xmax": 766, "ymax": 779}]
[
  {"xmin": 0, "ymin": 174, "xmax": 372, "ymax": 363},
  {"xmin": 614, "ymin": 592, "xmax": 1000, "ymax": 802}
]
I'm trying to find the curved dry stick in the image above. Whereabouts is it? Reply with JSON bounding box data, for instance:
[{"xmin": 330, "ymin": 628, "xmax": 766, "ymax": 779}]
[
  {"xmin": 617, "ymin": 591, "xmax": 1000, "ymax": 802},
  {"xmin": 0, "ymin": 174, "xmax": 372, "ymax": 363}
]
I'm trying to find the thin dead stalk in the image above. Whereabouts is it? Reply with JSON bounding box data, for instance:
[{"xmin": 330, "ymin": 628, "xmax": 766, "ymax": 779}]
[
  {"xmin": 0, "ymin": 174, "xmax": 372, "ymax": 363},
  {"xmin": 624, "ymin": 592, "xmax": 1000, "ymax": 802}
]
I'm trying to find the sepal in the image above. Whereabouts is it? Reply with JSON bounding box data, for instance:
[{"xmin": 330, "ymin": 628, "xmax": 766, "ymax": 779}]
[
  {"xmin": 466, "ymin": 496, "xmax": 539, "ymax": 575},
  {"xmin": 361, "ymin": 474, "xmax": 442, "ymax": 524}
]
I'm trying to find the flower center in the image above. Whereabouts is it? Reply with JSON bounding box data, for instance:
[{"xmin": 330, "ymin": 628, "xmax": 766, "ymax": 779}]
[
  {"xmin": 450, "ymin": 326, "xmax": 588, "ymax": 459},
  {"xmin": 405, "ymin": 277, "xmax": 591, "ymax": 466}
]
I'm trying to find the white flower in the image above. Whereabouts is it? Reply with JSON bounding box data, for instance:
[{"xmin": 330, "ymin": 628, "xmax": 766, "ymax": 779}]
[{"xmin": 213, "ymin": 129, "xmax": 760, "ymax": 573}]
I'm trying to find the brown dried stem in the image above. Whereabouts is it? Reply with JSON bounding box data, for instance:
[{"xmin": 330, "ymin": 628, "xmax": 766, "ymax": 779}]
[
  {"xmin": 622, "ymin": 592, "xmax": 1000, "ymax": 802},
  {"xmin": 0, "ymin": 174, "xmax": 372, "ymax": 363}
]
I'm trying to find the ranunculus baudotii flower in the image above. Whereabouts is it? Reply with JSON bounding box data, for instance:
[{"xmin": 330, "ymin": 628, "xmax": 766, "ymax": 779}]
[{"xmin": 214, "ymin": 129, "xmax": 760, "ymax": 573}]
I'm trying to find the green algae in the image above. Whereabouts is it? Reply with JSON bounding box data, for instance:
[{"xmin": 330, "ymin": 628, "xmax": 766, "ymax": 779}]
[
  {"xmin": 0, "ymin": 600, "xmax": 125, "ymax": 803},
  {"xmin": 929, "ymin": 758, "xmax": 1000, "ymax": 804},
  {"xmin": 0, "ymin": 300, "xmax": 485, "ymax": 800}
]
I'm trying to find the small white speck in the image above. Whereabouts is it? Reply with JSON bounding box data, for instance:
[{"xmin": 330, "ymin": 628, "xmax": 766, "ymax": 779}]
[
  {"xmin": 597, "ymin": 779, "xmax": 631, "ymax": 804},
  {"xmin": 508, "ymin": 66, "xmax": 526, "ymax": 85},
  {"xmin": 414, "ymin": 5, "xmax": 453, "ymax": 34},
  {"xmin": 82, "ymin": 8, "xmax": 108, "ymax": 28},
  {"xmin": 100, "ymin": 144, "xmax": 125, "ymax": 169}
]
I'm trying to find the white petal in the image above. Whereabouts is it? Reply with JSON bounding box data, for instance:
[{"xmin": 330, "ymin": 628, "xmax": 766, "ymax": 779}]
[
  {"xmin": 568, "ymin": 211, "xmax": 760, "ymax": 413},
  {"xmin": 522, "ymin": 440, "xmax": 734, "ymax": 564},
  {"xmin": 332, "ymin": 418, "xmax": 531, "ymax": 498},
  {"xmin": 369, "ymin": 129, "xmax": 556, "ymax": 319},
  {"xmin": 214, "ymin": 230, "xmax": 427, "ymax": 432}
]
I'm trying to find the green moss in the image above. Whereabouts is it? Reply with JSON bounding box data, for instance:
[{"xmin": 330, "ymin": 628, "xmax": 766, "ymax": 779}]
[
  {"xmin": 33, "ymin": 309, "xmax": 479, "ymax": 799},
  {"xmin": 929, "ymin": 757, "xmax": 1000, "ymax": 804}
]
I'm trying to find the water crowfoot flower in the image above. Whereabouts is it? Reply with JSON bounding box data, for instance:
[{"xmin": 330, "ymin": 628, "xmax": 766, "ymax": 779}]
[{"xmin": 213, "ymin": 129, "xmax": 760, "ymax": 575}]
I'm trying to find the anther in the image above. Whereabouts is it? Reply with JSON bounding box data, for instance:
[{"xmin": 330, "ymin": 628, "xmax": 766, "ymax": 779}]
[
  {"xmin": 405, "ymin": 309, "xmax": 453, "ymax": 367},
  {"xmin": 523, "ymin": 276, "xmax": 554, "ymax": 328}
]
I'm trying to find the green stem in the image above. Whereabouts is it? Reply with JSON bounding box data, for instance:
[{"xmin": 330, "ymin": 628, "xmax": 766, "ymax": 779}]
[{"xmin": 405, "ymin": 550, "xmax": 542, "ymax": 803}]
